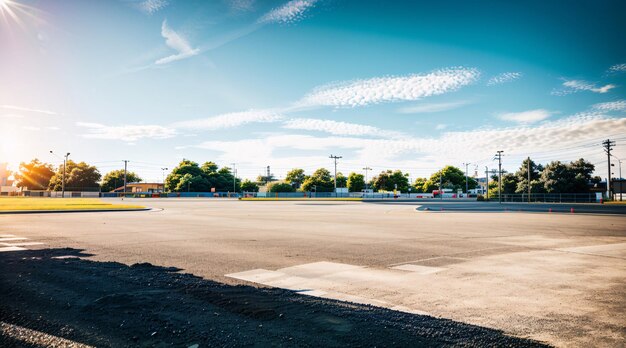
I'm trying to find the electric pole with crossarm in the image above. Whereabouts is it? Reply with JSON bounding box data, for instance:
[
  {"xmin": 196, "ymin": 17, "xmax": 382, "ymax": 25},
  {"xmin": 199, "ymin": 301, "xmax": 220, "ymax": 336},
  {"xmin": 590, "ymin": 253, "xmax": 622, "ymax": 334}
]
[
  {"xmin": 329, "ymin": 155, "xmax": 342, "ymax": 193},
  {"xmin": 603, "ymin": 139, "xmax": 616, "ymax": 200}
]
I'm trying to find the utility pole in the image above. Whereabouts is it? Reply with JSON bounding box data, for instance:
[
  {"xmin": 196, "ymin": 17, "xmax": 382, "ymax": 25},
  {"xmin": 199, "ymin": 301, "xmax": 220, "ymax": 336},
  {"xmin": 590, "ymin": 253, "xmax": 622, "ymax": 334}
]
[
  {"xmin": 123, "ymin": 160, "xmax": 129, "ymax": 194},
  {"xmin": 231, "ymin": 163, "xmax": 237, "ymax": 195},
  {"xmin": 363, "ymin": 166, "xmax": 372, "ymax": 191},
  {"xmin": 603, "ymin": 139, "xmax": 615, "ymax": 200},
  {"xmin": 484, "ymin": 166, "xmax": 489, "ymax": 199},
  {"xmin": 266, "ymin": 166, "xmax": 271, "ymax": 186},
  {"xmin": 49, "ymin": 151, "xmax": 70, "ymax": 198},
  {"xmin": 494, "ymin": 151, "xmax": 503, "ymax": 204},
  {"xmin": 462, "ymin": 162, "xmax": 470, "ymax": 194},
  {"xmin": 527, "ymin": 157, "xmax": 531, "ymax": 203},
  {"xmin": 329, "ymin": 155, "xmax": 342, "ymax": 193},
  {"xmin": 611, "ymin": 155, "xmax": 623, "ymax": 201},
  {"xmin": 161, "ymin": 167, "xmax": 168, "ymax": 193}
]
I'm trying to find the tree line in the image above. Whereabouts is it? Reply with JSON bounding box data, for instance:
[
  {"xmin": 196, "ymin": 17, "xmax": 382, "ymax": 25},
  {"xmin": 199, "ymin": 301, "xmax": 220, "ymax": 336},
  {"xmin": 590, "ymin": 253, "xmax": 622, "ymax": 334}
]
[{"xmin": 10, "ymin": 157, "xmax": 600, "ymax": 194}]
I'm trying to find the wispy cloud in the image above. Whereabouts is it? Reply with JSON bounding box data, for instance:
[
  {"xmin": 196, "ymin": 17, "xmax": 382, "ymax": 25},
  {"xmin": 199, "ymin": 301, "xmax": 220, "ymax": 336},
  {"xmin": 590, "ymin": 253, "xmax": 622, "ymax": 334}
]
[
  {"xmin": 592, "ymin": 100, "xmax": 626, "ymax": 112},
  {"xmin": 130, "ymin": 0, "xmax": 169, "ymax": 14},
  {"xmin": 172, "ymin": 109, "xmax": 283, "ymax": 130},
  {"xmin": 228, "ymin": 0, "xmax": 256, "ymax": 12},
  {"xmin": 282, "ymin": 118, "xmax": 402, "ymax": 137},
  {"xmin": 76, "ymin": 122, "xmax": 176, "ymax": 141},
  {"xmin": 497, "ymin": 109, "xmax": 552, "ymax": 124},
  {"xmin": 258, "ymin": 0, "xmax": 317, "ymax": 24},
  {"xmin": 181, "ymin": 115, "xmax": 626, "ymax": 175},
  {"xmin": 608, "ymin": 63, "xmax": 626, "ymax": 74},
  {"xmin": 552, "ymin": 79, "xmax": 617, "ymax": 96},
  {"xmin": 0, "ymin": 104, "xmax": 58, "ymax": 116},
  {"xmin": 397, "ymin": 100, "xmax": 471, "ymax": 114},
  {"xmin": 486, "ymin": 72, "xmax": 522, "ymax": 86},
  {"xmin": 155, "ymin": 20, "xmax": 200, "ymax": 65},
  {"xmin": 299, "ymin": 67, "xmax": 480, "ymax": 108}
]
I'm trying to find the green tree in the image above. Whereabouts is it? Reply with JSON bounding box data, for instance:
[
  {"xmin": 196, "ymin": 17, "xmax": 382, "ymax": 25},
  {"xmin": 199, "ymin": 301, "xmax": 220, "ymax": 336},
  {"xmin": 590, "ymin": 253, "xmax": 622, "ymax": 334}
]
[
  {"xmin": 371, "ymin": 170, "xmax": 410, "ymax": 192},
  {"xmin": 541, "ymin": 161, "xmax": 573, "ymax": 193},
  {"xmin": 100, "ymin": 169, "xmax": 142, "ymax": 192},
  {"xmin": 412, "ymin": 178, "xmax": 428, "ymax": 193},
  {"xmin": 422, "ymin": 166, "xmax": 477, "ymax": 193},
  {"xmin": 49, "ymin": 160, "xmax": 101, "ymax": 191},
  {"xmin": 240, "ymin": 179, "xmax": 259, "ymax": 192},
  {"xmin": 515, "ymin": 158, "xmax": 544, "ymax": 194},
  {"xmin": 285, "ymin": 168, "xmax": 307, "ymax": 188},
  {"xmin": 335, "ymin": 172, "xmax": 347, "ymax": 188},
  {"xmin": 165, "ymin": 159, "xmax": 207, "ymax": 192},
  {"xmin": 347, "ymin": 172, "xmax": 365, "ymax": 192},
  {"xmin": 568, "ymin": 158, "xmax": 595, "ymax": 192},
  {"xmin": 268, "ymin": 181, "xmax": 296, "ymax": 193},
  {"xmin": 14, "ymin": 159, "xmax": 55, "ymax": 190},
  {"xmin": 301, "ymin": 168, "xmax": 334, "ymax": 192}
]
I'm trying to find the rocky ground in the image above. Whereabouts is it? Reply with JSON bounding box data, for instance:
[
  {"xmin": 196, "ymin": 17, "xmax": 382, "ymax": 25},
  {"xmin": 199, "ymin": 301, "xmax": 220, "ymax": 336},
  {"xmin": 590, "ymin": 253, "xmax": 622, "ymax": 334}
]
[{"xmin": 0, "ymin": 248, "xmax": 547, "ymax": 347}]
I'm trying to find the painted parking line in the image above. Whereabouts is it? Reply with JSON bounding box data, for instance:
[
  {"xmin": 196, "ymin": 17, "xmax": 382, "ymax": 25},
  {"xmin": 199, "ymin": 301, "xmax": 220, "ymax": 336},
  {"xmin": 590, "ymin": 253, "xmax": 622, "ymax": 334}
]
[
  {"xmin": 0, "ymin": 237, "xmax": 27, "ymax": 242},
  {"xmin": 0, "ymin": 246, "xmax": 27, "ymax": 252},
  {"xmin": 0, "ymin": 235, "xmax": 45, "ymax": 252}
]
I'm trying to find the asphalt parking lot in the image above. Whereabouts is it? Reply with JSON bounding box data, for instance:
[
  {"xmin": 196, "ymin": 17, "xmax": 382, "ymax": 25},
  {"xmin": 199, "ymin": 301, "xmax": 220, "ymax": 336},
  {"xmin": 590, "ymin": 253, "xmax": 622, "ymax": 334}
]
[{"xmin": 1, "ymin": 199, "xmax": 625, "ymax": 347}]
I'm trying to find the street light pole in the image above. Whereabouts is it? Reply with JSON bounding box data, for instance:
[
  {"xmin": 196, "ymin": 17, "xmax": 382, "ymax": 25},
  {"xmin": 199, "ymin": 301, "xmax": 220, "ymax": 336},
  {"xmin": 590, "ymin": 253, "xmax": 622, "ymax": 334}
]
[
  {"xmin": 462, "ymin": 162, "xmax": 470, "ymax": 194},
  {"xmin": 494, "ymin": 150, "xmax": 504, "ymax": 204},
  {"xmin": 611, "ymin": 155, "xmax": 623, "ymax": 201},
  {"xmin": 363, "ymin": 166, "xmax": 372, "ymax": 191},
  {"xmin": 329, "ymin": 155, "xmax": 342, "ymax": 194},
  {"xmin": 231, "ymin": 163, "xmax": 237, "ymax": 197},
  {"xmin": 161, "ymin": 167, "xmax": 168, "ymax": 193},
  {"xmin": 50, "ymin": 151, "xmax": 70, "ymax": 198}
]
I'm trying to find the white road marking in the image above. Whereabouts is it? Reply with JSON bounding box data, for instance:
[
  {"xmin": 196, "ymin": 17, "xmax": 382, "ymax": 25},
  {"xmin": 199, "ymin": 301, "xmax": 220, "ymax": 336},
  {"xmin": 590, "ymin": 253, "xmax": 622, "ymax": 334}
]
[
  {"xmin": 390, "ymin": 264, "xmax": 445, "ymax": 274},
  {"xmin": 0, "ymin": 237, "xmax": 27, "ymax": 242},
  {"xmin": 227, "ymin": 261, "xmax": 434, "ymax": 316},
  {"xmin": 0, "ymin": 242, "xmax": 44, "ymax": 247},
  {"xmin": 0, "ymin": 234, "xmax": 16, "ymax": 238},
  {"xmin": 0, "ymin": 246, "xmax": 27, "ymax": 252}
]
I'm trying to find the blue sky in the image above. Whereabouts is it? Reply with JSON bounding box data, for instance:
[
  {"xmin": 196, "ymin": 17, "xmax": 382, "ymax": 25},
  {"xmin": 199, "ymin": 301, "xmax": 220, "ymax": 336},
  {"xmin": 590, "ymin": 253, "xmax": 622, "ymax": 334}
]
[{"xmin": 1, "ymin": 0, "xmax": 625, "ymax": 182}]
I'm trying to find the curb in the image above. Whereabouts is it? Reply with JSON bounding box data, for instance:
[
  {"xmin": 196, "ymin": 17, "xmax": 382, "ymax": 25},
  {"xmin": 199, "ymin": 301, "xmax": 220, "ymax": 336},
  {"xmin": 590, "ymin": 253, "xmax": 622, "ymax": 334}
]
[{"xmin": 0, "ymin": 208, "xmax": 151, "ymax": 215}]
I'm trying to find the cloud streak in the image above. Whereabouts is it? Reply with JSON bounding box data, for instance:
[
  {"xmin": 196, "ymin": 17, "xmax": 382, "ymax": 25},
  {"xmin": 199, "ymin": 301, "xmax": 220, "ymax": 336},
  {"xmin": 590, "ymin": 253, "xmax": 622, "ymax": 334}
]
[
  {"xmin": 282, "ymin": 118, "xmax": 402, "ymax": 137},
  {"xmin": 396, "ymin": 100, "xmax": 471, "ymax": 114},
  {"xmin": 130, "ymin": 0, "xmax": 169, "ymax": 14},
  {"xmin": 552, "ymin": 79, "xmax": 617, "ymax": 96},
  {"xmin": 299, "ymin": 67, "xmax": 480, "ymax": 108},
  {"xmin": 592, "ymin": 100, "xmax": 626, "ymax": 112},
  {"xmin": 0, "ymin": 104, "xmax": 58, "ymax": 116},
  {"xmin": 155, "ymin": 20, "xmax": 200, "ymax": 65},
  {"xmin": 608, "ymin": 63, "xmax": 626, "ymax": 74},
  {"xmin": 172, "ymin": 109, "xmax": 283, "ymax": 130},
  {"xmin": 258, "ymin": 0, "xmax": 317, "ymax": 24},
  {"xmin": 497, "ymin": 109, "xmax": 552, "ymax": 124},
  {"xmin": 76, "ymin": 122, "xmax": 176, "ymax": 142},
  {"xmin": 486, "ymin": 72, "xmax": 522, "ymax": 86}
]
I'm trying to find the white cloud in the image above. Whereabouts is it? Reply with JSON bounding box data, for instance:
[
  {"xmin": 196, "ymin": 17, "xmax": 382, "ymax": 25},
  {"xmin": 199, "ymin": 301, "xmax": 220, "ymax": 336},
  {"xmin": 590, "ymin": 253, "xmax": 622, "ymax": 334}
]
[
  {"xmin": 435, "ymin": 124, "xmax": 447, "ymax": 130},
  {"xmin": 282, "ymin": 118, "xmax": 402, "ymax": 137},
  {"xmin": 486, "ymin": 72, "xmax": 522, "ymax": 86},
  {"xmin": 180, "ymin": 114, "xmax": 626, "ymax": 177},
  {"xmin": 397, "ymin": 100, "xmax": 471, "ymax": 114},
  {"xmin": 497, "ymin": 109, "xmax": 552, "ymax": 124},
  {"xmin": 172, "ymin": 109, "xmax": 283, "ymax": 130},
  {"xmin": 299, "ymin": 67, "xmax": 480, "ymax": 108},
  {"xmin": 155, "ymin": 20, "xmax": 200, "ymax": 65},
  {"xmin": 608, "ymin": 63, "xmax": 626, "ymax": 73},
  {"xmin": 552, "ymin": 79, "xmax": 617, "ymax": 96},
  {"xmin": 258, "ymin": 0, "xmax": 317, "ymax": 24},
  {"xmin": 132, "ymin": 0, "xmax": 169, "ymax": 14},
  {"xmin": 228, "ymin": 0, "xmax": 256, "ymax": 12},
  {"xmin": 76, "ymin": 122, "xmax": 176, "ymax": 142},
  {"xmin": 592, "ymin": 100, "xmax": 626, "ymax": 112},
  {"xmin": 0, "ymin": 104, "xmax": 58, "ymax": 116}
]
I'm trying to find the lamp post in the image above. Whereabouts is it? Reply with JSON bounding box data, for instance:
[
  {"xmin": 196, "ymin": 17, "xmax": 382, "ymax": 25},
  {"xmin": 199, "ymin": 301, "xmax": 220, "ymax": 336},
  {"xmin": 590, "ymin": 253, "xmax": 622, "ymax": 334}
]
[
  {"xmin": 50, "ymin": 151, "xmax": 70, "ymax": 198},
  {"xmin": 611, "ymin": 155, "xmax": 623, "ymax": 201},
  {"xmin": 161, "ymin": 167, "xmax": 168, "ymax": 193}
]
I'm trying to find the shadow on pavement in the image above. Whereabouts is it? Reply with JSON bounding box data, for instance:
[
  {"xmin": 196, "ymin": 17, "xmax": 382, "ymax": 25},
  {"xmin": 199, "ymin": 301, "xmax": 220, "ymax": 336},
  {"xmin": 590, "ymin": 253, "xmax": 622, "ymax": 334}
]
[{"xmin": 0, "ymin": 248, "xmax": 549, "ymax": 347}]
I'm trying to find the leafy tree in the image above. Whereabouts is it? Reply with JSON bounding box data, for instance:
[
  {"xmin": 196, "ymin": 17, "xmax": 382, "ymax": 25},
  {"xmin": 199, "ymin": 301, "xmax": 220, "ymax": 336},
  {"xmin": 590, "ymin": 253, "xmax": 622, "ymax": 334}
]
[
  {"xmin": 371, "ymin": 170, "xmax": 410, "ymax": 192},
  {"xmin": 515, "ymin": 158, "xmax": 544, "ymax": 194},
  {"xmin": 568, "ymin": 158, "xmax": 595, "ymax": 192},
  {"xmin": 301, "ymin": 168, "xmax": 334, "ymax": 192},
  {"xmin": 412, "ymin": 178, "xmax": 428, "ymax": 193},
  {"xmin": 347, "ymin": 172, "xmax": 365, "ymax": 192},
  {"xmin": 101, "ymin": 169, "xmax": 142, "ymax": 192},
  {"xmin": 165, "ymin": 159, "xmax": 207, "ymax": 192},
  {"xmin": 49, "ymin": 160, "xmax": 101, "ymax": 191},
  {"xmin": 14, "ymin": 159, "xmax": 55, "ymax": 190},
  {"xmin": 541, "ymin": 161, "xmax": 573, "ymax": 193},
  {"xmin": 335, "ymin": 172, "xmax": 347, "ymax": 188},
  {"xmin": 422, "ymin": 166, "xmax": 477, "ymax": 193},
  {"xmin": 240, "ymin": 179, "xmax": 259, "ymax": 192},
  {"xmin": 268, "ymin": 181, "xmax": 296, "ymax": 193},
  {"xmin": 285, "ymin": 168, "xmax": 307, "ymax": 188}
]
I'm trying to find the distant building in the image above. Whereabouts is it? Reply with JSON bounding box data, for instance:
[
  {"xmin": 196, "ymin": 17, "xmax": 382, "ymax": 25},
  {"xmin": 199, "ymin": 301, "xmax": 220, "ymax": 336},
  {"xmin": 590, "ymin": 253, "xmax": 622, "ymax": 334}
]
[
  {"xmin": 112, "ymin": 182, "xmax": 164, "ymax": 193},
  {"xmin": 0, "ymin": 163, "xmax": 18, "ymax": 195}
]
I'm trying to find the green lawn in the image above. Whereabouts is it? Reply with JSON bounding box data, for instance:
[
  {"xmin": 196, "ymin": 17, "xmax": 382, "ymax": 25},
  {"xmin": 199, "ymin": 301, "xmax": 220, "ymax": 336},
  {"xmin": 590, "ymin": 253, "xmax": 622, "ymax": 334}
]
[{"xmin": 0, "ymin": 198, "xmax": 145, "ymax": 212}]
